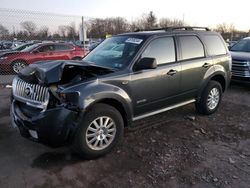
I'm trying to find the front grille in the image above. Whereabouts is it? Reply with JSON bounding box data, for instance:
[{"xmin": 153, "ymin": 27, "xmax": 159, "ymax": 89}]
[
  {"xmin": 232, "ymin": 59, "xmax": 250, "ymax": 77},
  {"xmin": 12, "ymin": 77, "xmax": 50, "ymax": 110}
]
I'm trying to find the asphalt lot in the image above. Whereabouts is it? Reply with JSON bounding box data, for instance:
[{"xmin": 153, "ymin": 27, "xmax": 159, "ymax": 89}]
[
  {"xmin": 0, "ymin": 75, "xmax": 15, "ymax": 85},
  {"xmin": 0, "ymin": 84, "xmax": 250, "ymax": 188}
]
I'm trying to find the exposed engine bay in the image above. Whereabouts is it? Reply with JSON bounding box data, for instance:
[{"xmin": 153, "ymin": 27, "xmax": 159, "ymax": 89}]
[
  {"xmin": 18, "ymin": 60, "xmax": 114, "ymax": 86},
  {"xmin": 12, "ymin": 60, "xmax": 115, "ymax": 113}
]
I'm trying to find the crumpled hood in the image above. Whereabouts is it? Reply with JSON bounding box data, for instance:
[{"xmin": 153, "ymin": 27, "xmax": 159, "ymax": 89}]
[
  {"xmin": 230, "ymin": 51, "xmax": 250, "ymax": 61},
  {"xmin": 18, "ymin": 60, "xmax": 114, "ymax": 84}
]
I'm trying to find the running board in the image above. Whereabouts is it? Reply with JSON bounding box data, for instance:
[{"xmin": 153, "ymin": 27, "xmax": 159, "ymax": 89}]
[{"xmin": 132, "ymin": 99, "xmax": 196, "ymax": 121}]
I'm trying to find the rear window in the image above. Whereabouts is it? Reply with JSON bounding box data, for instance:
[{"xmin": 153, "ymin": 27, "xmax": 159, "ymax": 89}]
[
  {"xmin": 203, "ymin": 35, "xmax": 227, "ymax": 55},
  {"xmin": 38, "ymin": 45, "xmax": 55, "ymax": 52},
  {"xmin": 179, "ymin": 36, "xmax": 205, "ymax": 60},
  {"xmin": 54, "ymin": 44, "xmax": 73, "ymax": 51}
]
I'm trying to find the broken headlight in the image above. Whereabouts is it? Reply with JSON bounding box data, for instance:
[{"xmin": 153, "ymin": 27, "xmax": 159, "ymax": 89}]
[{"xmin": 58, "ymin": 91, "xmax": 81, "ymax": 111}]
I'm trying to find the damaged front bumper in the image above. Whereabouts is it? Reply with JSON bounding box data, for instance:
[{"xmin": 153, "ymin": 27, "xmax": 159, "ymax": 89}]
[{"xmin": 11, "ymin": 100, "xmax": 79, "ymax": 147}]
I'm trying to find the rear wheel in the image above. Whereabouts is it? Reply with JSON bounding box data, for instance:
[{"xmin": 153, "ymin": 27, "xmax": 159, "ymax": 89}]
[
  {"xmin": 72, "ymin": 103, "xmax": 124, "ymax": 159},
  {"xmin": 11, "ymin": 60, "xmax": 27, "ymax": 74},
  {"xmin": 196, "ymin": 81, "xmax": 222, "ymax": 115}
]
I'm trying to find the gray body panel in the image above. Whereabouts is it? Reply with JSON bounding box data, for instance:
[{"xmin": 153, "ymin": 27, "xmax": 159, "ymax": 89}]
[{"xmin": 14, "ymin": 29, "xmax": 231, "ymax": 126}]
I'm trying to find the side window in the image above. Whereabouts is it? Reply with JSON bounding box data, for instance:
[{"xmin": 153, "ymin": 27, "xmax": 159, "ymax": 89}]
[
  {"xmin": 141, "ymin": 37, "xmax": 175, "ymax": 65},
  {"xmin": 54, "ymin": 44, "xmax": 73, "ymax": 51},
  {"xmin": 179, "ymin": 36, "xmax": 205, "ymax": 60},
  {"xmin": 38, "ymin": 45, "xmax": 54, "ymax": 52},
  {"xmin": 203, "ymin": 35, "xmax": 227, "ymax": 55}
]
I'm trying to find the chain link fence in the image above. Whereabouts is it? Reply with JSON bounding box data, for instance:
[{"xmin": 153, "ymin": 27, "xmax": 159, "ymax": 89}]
[{"xmin": 0, "ymin": 8, "xmax": 92, "ymax": 85}]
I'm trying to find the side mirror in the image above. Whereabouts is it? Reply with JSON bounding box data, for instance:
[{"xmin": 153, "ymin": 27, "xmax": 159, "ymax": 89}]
[{"xmin": 135, "ymin": 57, "xmax": 157, "ymax": 71}]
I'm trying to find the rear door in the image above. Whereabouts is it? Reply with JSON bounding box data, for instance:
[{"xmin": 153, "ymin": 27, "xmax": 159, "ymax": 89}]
[
  {"xmin": 176, "ymin": 35, "xmax": 213, "ymax": 99},
  {"xmin": 54, "ymin": 44, "xmax": 74, "ymax": 60}
]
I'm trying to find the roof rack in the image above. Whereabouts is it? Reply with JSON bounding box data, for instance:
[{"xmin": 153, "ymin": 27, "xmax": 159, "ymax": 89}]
[{"xmin": 134, "ymin": 26, "xmax": 210, "ymax": 32}]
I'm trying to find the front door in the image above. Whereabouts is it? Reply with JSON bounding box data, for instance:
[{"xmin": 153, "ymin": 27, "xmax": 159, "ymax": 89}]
[
  {"xmin": 129, "ymin": 36, "xmax": 181, "ymax": 116},
  {"xmin": 32, "ymin": 44, "xmax": 56, "ymax": 62}
]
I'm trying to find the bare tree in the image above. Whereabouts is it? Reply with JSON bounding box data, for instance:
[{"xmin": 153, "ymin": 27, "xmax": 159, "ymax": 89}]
[
  {"xmin": 37, "ymin": 26, "xmax": 49, "ymax": 40},
  {"xmin": 215, "ymin": 23, "xmax": 236, "ymax": 34},
  {"xmin": 58, "ymin": 25, "xmax": 68, "ymax": 39},
  {"xmin": 20, "ymin": 21, "xmax": 37, "ymax": 36},
  {"xmin": 145, "ymin": 11, "xmax": 157, "ymax": 29},
  {"xmin": 88, "ymin": 18, "xmax": 105, "ymax": 38},
  {"xmin": 66, "ymin": 22, "xmax": 77, "ymax": 40},
  {"xmin": 215, "ymin": 23, "xmax": 237, "ymax": 40},
  {"xmin": 159, "ymin": 18, "xmax": 185, "ymax": 28},
  {"xmin": 0, "ymin": 24, "xmax": 9, "ymax": 39},
  {"xmin": 88, "ymin": 17, "xmax": 129, "ymax": 38},
  {"xmin": 16, "ymin": 30, "xmax": 29, "ymax": 40},
  {"xmin": 51, "ymin": 33, "xmax": 61, "ymax": 40},
  {"xmin": 130, "ymin": 11, "xmax": 158, "ymax": 31}
]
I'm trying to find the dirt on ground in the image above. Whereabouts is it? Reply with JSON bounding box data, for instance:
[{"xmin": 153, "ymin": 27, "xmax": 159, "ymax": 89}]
[{"xmin": 0, "ymin": 83, "xmax": 250, "ymax": 188}]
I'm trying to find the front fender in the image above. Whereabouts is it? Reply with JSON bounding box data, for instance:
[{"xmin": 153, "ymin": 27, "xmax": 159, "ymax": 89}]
[{"xmin": 61, "ymin": 80, "xmax": 133, "ymax": 122}]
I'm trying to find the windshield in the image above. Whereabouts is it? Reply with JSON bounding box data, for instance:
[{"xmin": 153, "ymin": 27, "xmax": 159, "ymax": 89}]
[
  {"xmin": 12, "ymin": 43, "xmax": 35, "ymax": 51},
  {"xmin": 230, "ymin": 39, "xmax": 250, "ymax": 52},
  {"xmin": 84, "ymin": 36, "xmax": 145, "ymax": 69},
  {"xmin": 21, "ymin": 43, "xmax": 40, "ymax": 52}
]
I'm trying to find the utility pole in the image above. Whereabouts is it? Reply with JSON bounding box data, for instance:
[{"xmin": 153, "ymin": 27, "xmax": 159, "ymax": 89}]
[
  {"xmin": 12, "ymin": 25, "xmax": 16, "ymax": 39},
  {"xmin": 81, "ymin": 16, "xmax": 85, "ymax": 49}
]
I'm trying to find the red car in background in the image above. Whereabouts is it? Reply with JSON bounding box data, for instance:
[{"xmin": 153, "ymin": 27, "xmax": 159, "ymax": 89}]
[{"xmin": 0, "ymin": 42, "xmax": 89, "ymax": 73}]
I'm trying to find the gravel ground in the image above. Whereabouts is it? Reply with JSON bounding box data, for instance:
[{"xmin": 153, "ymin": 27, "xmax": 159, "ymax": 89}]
[{"xmin": 0, "ymin": 83, "xmax": 249, "ymax": 188}]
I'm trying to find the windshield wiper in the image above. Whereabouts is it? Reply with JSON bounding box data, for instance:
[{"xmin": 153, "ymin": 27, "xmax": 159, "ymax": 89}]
[{"xmin": 84, "ymin": 60, "xmax": 118, "ymax": 71}]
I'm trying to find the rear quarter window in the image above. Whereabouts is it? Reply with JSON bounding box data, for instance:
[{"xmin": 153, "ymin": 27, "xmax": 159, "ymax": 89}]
[{"xmin": 203, "ymin": 35, "xmax": 227, "ymax": 56}]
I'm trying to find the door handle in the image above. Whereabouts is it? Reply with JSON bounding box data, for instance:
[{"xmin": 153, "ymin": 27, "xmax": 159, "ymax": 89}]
[
  {"xmin": 202, "ymin": 63, "xmax": 210, "ymax": 68},
  {"xmin": 167, "ymin": 69, "xmax": 177, "ymax": 76}
]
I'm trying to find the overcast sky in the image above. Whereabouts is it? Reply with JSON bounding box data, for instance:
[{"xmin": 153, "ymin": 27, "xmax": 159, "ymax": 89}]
[{"xmin": 1, "ymin": 0, "xmax": 249, "ymax": 31}]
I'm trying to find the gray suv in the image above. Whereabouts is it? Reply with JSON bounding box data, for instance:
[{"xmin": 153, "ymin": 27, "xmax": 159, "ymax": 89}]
[
  {"xmin": 230, "ymin": 37, "xmax": 250, "ymax": 83},
  {"xmin": 11, "ymin": 27, "xmax": 231, "ymax": 158}
]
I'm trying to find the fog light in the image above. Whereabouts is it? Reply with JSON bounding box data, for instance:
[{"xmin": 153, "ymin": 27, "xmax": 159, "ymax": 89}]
[{"xmin": 29, "ymin": 130, "xmax": 38, "ymax": 139}]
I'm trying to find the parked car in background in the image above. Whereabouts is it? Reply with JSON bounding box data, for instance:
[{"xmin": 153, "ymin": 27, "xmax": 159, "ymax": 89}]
[
  {"xmin": 230, "ymin": 37, "xmax": 250, "ymax": 83},
  {"xmin": 228, "ymin": 41, "xmax": 238, "ymax": 48},
  {"xmin": 0, "ymin": 42, "xmax": 89, "ymax": 73},
  {"xmin": 73, "ymin": 40, "xmax": 90, "ymax": 49},
  {"xmin": 0, "ymin": 43, "xmax": 5, "ymax": 50},
  {"xmin": 89, "ymin": 41, "xmax": 102, "ymax": 51},
  {"xmin": 0, "ymin": 41, "xmax": 13, "ymax": 50},
  {"xmin": 0, "ymin": 42, "xmax": 39, "ymax": 55}
]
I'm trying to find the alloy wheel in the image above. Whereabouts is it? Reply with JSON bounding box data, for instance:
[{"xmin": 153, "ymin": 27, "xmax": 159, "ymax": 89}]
[
  {"xmin": 85, "ymin": 116, "xmax": 116, "ymax": 151},
  {"xmin": 207, "ymin": 88, "xmax": 220, "ymax": 110}
]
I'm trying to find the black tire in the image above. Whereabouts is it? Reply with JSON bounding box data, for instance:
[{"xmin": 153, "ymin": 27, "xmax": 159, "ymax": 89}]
[
  {"xmin": 72, "ymin": 103, "xmax": 124, "ymax": 159},
  {"xmin": 11, "ymin": 60, "xmax": 27, "ymax": 74},
  {"xmin": 72, "ymin": 56, "xmax": 82, "ymax": 60},
  {"xmin": 195, "ymin": 80, "xmax": 222, "ymax": 115}
]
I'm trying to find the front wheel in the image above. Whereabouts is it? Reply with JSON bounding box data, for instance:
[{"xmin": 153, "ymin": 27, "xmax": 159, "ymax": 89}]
[
  {"xmin": 11, "ymin": 60, "xmax": 27, "ymax": 74},
  {"xmin": 72, "ymin": 103, "xmax": 124, "ymax": 159},
  {"xmin": 196, "ymin": 81, "xmax": 222, "ymax": 115}
]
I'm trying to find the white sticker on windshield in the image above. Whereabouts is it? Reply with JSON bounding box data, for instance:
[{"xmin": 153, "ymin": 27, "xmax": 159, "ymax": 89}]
[{"xmin": 125, "ymin": 38, "xmax": 143, "ymax": 44}]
